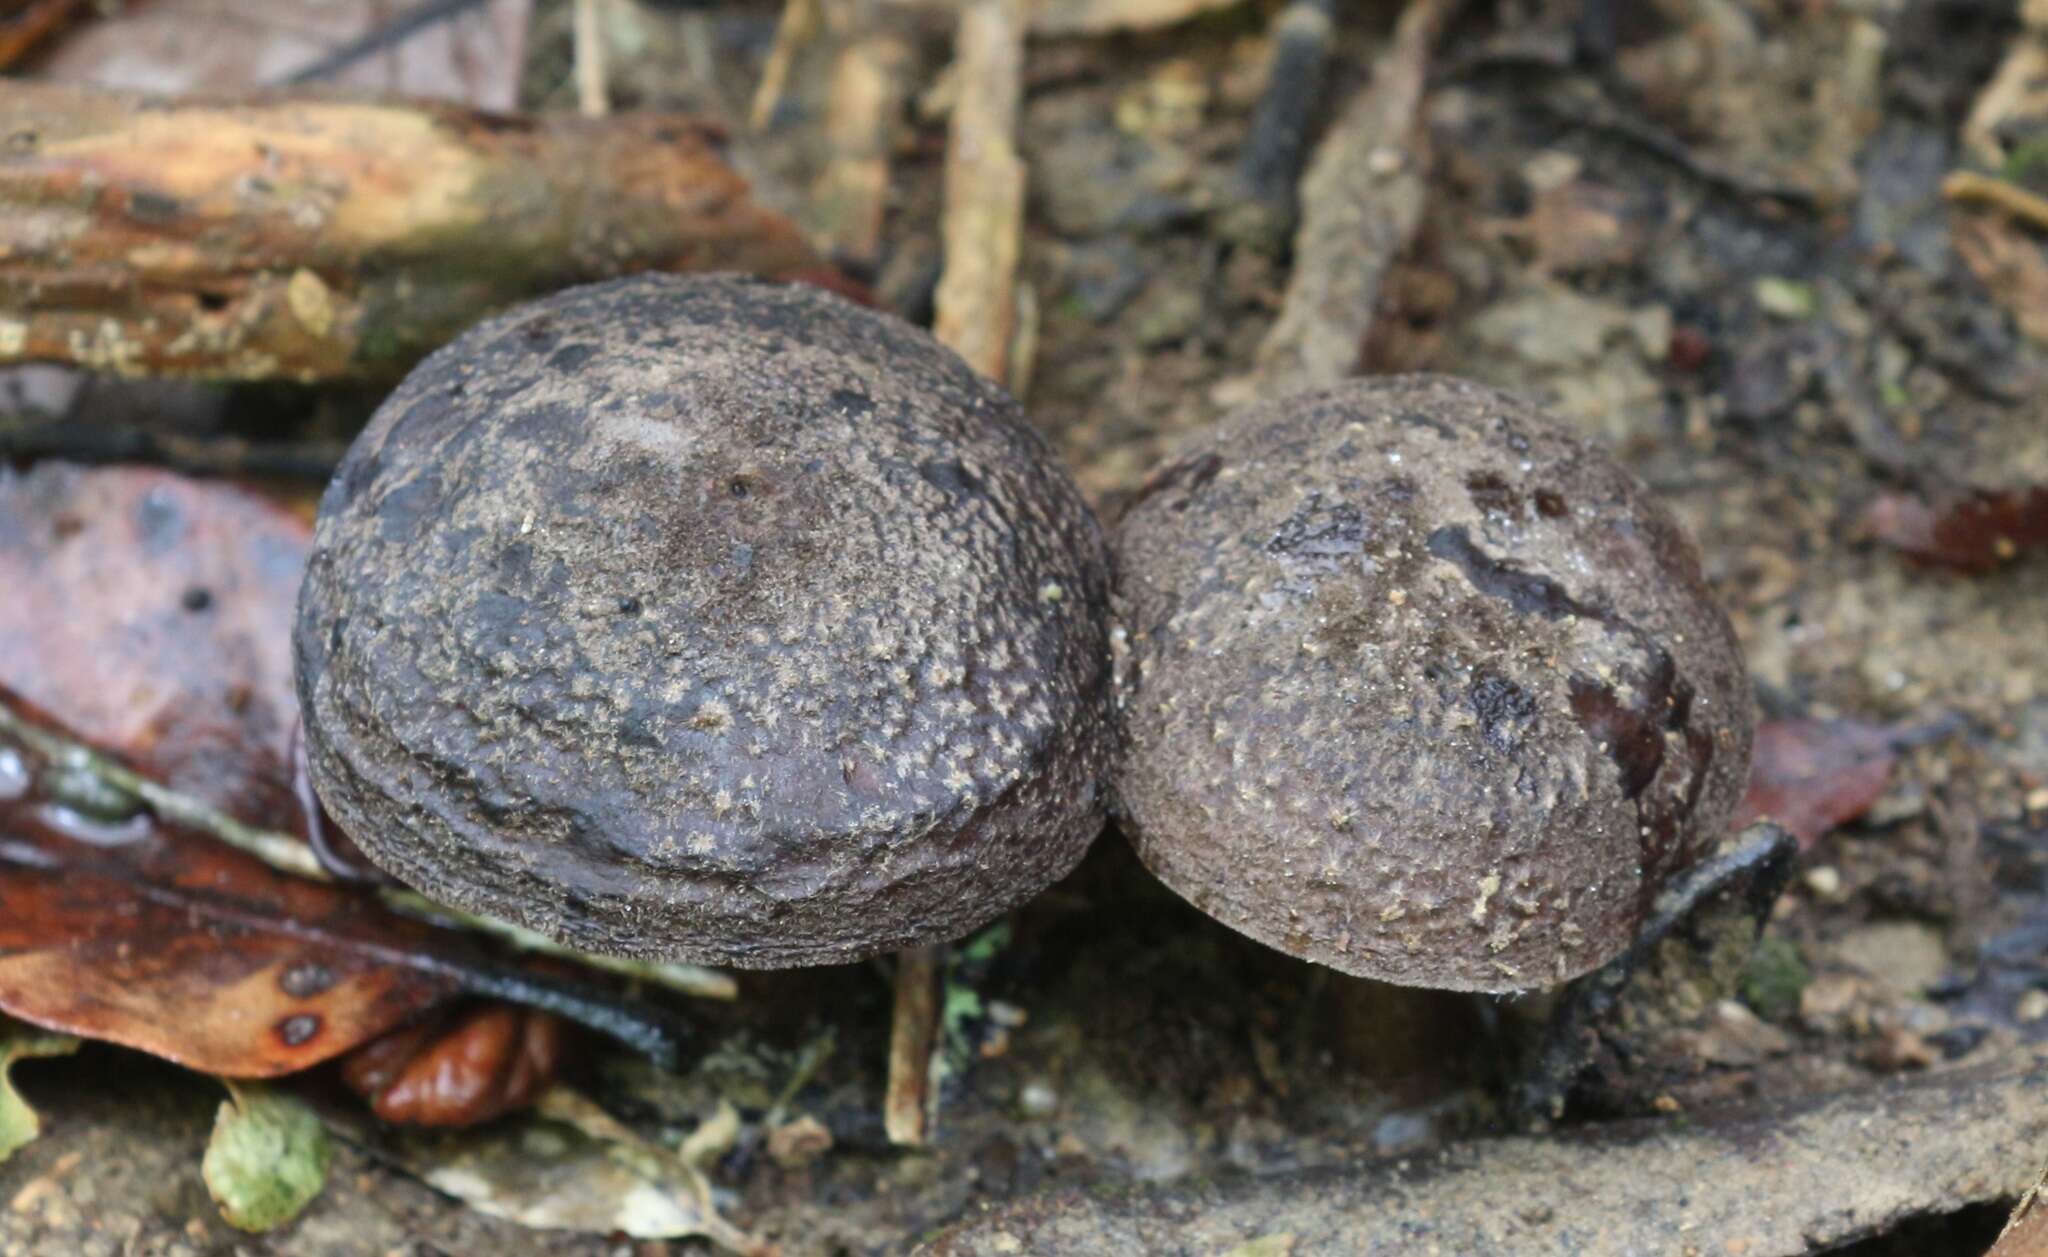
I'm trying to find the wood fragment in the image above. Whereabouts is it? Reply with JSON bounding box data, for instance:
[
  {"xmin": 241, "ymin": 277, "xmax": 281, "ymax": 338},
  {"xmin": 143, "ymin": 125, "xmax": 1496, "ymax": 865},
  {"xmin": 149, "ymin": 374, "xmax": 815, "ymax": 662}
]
[
  {"xmin": 0, "ymin": 84, "xmax": 824, "ymax": 383},
  {"xmin": 883, "ymin": 945, "xmax": 941, "ymax": 1146},
  {"xmin": 920, "ymin": 1057, "xmax": 2048, "ymax": 1256},
  {"xmin": 931, "ymin": 0, "xmax": 1027, "ymax": 386},
  {"xmin": 1228, "ymin": 0, "xmax": 1464, "ymax": 403},
  {"xmin": 1990, "ymin": 1164, "xmax": 2048, "ymax": 1257}
]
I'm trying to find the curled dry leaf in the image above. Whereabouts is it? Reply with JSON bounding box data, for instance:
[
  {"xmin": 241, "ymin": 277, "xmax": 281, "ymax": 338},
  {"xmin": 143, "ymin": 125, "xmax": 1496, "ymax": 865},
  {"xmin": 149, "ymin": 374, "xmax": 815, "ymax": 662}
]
[
  {"xmin": 341, "ymin": 1005, "xmax": 567, "ymax": 1127},
  {"xmin": 1862, "ymin": 488, "xmax": 2048, "ymax": 573},
  {"xmin": 1735, "ymin": 718, "xmax": 1900, "ymax": 849},
  {"xmin": 339, "ymin": 1089, "xmax": 775, "ymax": 1254},
  {"xmin": 0, "ymin": 1017, "xmax": 80, "ymax": 1165}
]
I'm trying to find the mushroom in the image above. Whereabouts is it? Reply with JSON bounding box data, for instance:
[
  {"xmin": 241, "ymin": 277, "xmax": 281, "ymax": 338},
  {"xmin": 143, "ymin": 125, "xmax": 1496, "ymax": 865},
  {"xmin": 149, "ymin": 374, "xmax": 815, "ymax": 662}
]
[
  {"xmin": 293, "ymin": 274, "xmax": 1116, "ymax": 1121},
  {"xmin": 1111, "ymin": 374, "xmax": 1754, "ymax": 993}
]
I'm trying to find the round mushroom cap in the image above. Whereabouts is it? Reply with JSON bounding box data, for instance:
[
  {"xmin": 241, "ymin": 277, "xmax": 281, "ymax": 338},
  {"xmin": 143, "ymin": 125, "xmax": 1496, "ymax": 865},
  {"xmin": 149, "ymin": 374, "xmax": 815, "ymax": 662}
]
[
  {"xmin": 294, "ymin": 274, "xmax": 1115, "ymax": 968},
  {"xmin": 1112, "ymin": 375, "xmax": 1753, "ymax": 992}
]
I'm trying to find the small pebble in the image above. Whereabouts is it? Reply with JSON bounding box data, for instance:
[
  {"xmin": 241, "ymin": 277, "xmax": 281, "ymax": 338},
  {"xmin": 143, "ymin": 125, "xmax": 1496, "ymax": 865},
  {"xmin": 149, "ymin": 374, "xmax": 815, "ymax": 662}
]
[{"xmin": 1017, "ymin": 1080, "xmax": 1059, "ymax": 1119}]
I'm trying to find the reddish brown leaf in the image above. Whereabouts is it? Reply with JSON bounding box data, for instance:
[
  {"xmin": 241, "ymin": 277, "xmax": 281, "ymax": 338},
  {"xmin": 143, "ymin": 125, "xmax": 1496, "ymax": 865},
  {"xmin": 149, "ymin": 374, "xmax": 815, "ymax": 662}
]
[
  {"xmin": 1735, "ymin": 718, "xmax": 1899, "ymax": 849},
  {"xmin": 0, "ymin": 466, "xmax": 682, "ymax": 1075},
  {"xmin": 0, "ymin": 463, "xmax": 308, "ymax": 827},
  {"xmin": 341, "ymin": 1005, "xmax": 566, "ymax": 1127},
  {"xmin": 0, "ymin": 748, "xmax": 460, "ymax": 1077},
  {"xmin": 1862, "ymin": 488, "xmax": 2048, "ymax": 573}
]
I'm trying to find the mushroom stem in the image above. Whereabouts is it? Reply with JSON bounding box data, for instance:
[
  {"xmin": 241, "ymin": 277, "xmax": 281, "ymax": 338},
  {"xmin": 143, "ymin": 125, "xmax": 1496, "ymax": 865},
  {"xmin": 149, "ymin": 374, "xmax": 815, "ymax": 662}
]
[{"xmin": 884, "ymin": 944, "xmax": 943, "ymax": 1146}]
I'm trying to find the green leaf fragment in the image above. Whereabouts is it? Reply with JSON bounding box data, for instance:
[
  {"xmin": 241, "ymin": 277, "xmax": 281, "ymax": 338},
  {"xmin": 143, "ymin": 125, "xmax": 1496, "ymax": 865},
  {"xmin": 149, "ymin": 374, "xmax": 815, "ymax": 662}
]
[
  {"xmin": 0, "ymin": 1019, "xmax": 82, "ymax": 1165},
  {"xmin": 202, "ymin": 1081, "xmax": 332, "ymax": 1232}
]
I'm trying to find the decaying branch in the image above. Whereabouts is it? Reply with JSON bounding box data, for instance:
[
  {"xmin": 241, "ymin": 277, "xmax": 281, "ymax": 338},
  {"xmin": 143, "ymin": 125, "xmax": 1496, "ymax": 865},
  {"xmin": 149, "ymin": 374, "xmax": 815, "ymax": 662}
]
[
  {"xmin": 0, "ymin": 83, "xmax": 824, "ymax": 382},
  {"xmin": 1227, "ymin": 0, "xmax": 1464, "ymax": 402}
]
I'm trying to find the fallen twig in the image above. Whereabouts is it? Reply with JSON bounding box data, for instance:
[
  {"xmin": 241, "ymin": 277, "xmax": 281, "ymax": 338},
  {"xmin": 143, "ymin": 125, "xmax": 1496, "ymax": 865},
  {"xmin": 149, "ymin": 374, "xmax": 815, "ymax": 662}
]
[
  {"xmin": 883, "ymin": 945, "xmax": 941, "ymax": 1146},
  {"xmin": 751, "ymin": 0, "xmax": 824, "ymax": 130},
  {"xmin": 0, "ymin": 84, "xmax": 824, "ymax": 383},
  {"xmin": 574, "ymin": 0, "xmax": 611, "ymax": 118},
  {"xmin": 275, "ymin": 0, "xmax": 497, "ymax": 85},
  {"xmin": 1229, "ymin": 0, "xmax": 1464, "ymax": 401},
  {"xmin": 1223, "ymin": 0, "xmax": 1337, "ymax": 252},
  {"xmin": 1945, "ymin": 169, "xmax": 2048, "ymax": 233},
  {"xmin": 0, "ymin": 415, "xmax": 349, "ymax": 482},
  {"xmin": 931, "ymin": 0, "xmax": 1027, "ymax": 388}
]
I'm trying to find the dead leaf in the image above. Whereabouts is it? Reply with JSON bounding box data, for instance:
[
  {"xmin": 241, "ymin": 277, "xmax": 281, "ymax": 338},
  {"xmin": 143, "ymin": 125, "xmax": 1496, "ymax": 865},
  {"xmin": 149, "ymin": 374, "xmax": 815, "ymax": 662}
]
[
  {"xmin": 0, "ymin": 735, "xmax": 462, "ymax": 1077},
  {"xmin": 1735, "ymin": 719, "xmax": 1899, "ymax": 849},
  {"xmin": 341, "ymin": 1004, "xmax": 566, "ymax": 1127},
  {"xmin": 340, "ymin": 1089, "xmax": 774, "ymax": 1253},
  {"xmin": 1862, "ymin": 488, "xmax": 2048, "ymax": 573},
  {"xmin": 0, "ymin": 466, "xmax": 683, "ymax": 1075},
  {"xmin": 0, "ymin": 463, "xmax": 308, "ymax": 827}
]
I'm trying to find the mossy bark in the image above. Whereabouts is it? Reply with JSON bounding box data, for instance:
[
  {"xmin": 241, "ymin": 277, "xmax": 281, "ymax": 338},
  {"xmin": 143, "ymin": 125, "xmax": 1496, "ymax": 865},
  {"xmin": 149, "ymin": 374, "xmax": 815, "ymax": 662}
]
[{"xmin": 0, "ymin": 84, "xmax": 824, "ymax": 383}]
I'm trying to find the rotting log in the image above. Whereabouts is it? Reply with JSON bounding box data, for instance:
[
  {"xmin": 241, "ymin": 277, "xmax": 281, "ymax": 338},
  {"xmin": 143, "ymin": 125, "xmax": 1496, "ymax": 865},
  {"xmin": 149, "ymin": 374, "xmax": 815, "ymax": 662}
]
[{"xmin": 0, "ymin": 83, "xmax": 825, "ymax": 382}]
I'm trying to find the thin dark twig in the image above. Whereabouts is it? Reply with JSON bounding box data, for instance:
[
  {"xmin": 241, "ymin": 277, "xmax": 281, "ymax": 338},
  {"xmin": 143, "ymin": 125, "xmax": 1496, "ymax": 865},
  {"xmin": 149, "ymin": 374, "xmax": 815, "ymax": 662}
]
[
  {"xmin": 274, "ymin": 0, "xmax": 496, "ymax": 85},
  {"xmin": 1510, "ymin": 822, "xmax": 1798, "ymax": 1124},
  {"xmin": 0, "ymin": 415, "xmax": 348, "ymax": 481},
  {"xmin": 1234, "ymin": 0, "xmax": 1338, "ymax": 235}
]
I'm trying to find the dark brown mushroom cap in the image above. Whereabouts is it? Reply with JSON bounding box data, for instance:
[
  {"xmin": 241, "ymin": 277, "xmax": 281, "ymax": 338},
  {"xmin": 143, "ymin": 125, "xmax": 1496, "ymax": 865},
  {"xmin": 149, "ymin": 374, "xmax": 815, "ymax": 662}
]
[
  {"xmin": 294, "ymin": 274, "xmax": 1114, "ymax": 968},
  {"xmin": 1112, "ymin": 375, "xmax": 1753, "ymax": 992}
]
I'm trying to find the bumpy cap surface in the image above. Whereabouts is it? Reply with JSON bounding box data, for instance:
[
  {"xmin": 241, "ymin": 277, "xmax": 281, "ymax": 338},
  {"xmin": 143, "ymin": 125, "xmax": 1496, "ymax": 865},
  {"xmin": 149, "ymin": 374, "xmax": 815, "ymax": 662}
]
[
  {"xmin": 294, "ymin": 274, "xmax": 1114, "ymax": 967},
  {"xmin": 1112, "ymin": 375, "xmax": 1752, "ymax": 992}
]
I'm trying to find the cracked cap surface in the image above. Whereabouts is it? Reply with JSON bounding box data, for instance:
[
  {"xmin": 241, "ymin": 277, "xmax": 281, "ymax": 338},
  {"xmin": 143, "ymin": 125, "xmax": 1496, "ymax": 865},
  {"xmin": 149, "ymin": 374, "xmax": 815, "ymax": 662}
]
[
  {"xmin": 294, "ymin": 274, "xmax": 1115, "ymax": 967},
  {"xmin": 1111, "ymin": 375, "xmax": 1753, "ymax": 992}
]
